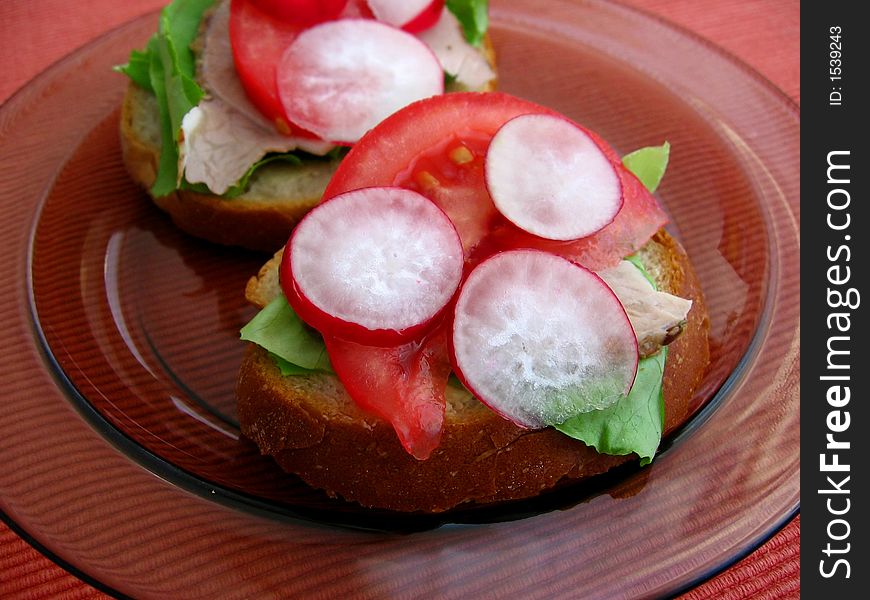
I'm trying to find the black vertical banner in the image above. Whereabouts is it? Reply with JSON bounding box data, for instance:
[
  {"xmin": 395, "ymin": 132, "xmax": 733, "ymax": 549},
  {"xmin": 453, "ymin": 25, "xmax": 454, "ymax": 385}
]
[{"xmin": 803, "ymin": 2, "xmax": 868, "ymax": 596}]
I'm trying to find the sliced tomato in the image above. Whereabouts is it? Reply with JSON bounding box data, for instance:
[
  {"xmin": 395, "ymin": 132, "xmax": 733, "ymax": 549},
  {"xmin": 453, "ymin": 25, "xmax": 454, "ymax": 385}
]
[
  {"xmin": 324, "ymin": 93, "xmax": 557, "ymax": 256},
  {"xmin": 230, "ymin": 0, "xmax": 303, "ymax": 133},
  {"xmin": 249, "ymin": 0, "xmax": 348, "ymax": 26},
  {"xmin": 324, "ymin": 330, "xmax": 451, "ymax": 460},
  {"xmin": 325, "ymin": 93, "xmax": 556, "ymax": 195},
  {"xmin": 394, "ymin": 132, "xmax": 499, "ymax": 256}
]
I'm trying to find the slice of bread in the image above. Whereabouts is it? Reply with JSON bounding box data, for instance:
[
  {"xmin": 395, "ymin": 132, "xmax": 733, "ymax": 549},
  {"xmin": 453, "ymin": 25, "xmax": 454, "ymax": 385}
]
[
  {"xmin": 236, "ymin": 230, "xmax": 710, "ymax": 512},
  {"xmin": 120, "ymin": 33, "xmax": 498, "ymax": 253},
  {"xmin": 121, "ymin": 83, "xmax": 343, "ymax": 251}
]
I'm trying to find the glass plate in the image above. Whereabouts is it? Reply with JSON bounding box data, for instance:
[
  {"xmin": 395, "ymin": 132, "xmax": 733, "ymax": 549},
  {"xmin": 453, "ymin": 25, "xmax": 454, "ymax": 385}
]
[{"xmin": 0, "ymin": 0, "xmax": 799, "ymax": 597}]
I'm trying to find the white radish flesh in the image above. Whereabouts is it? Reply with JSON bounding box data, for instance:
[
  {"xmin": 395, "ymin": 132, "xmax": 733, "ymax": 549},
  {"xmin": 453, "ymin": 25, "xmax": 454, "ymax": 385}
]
[
  {"xmin": 485, "ymin": 114, "xmax": 623, "ymax": 241},
  {"xmin": 367, "ymin": 0, "xmax": 439, "ymax": 28},
  {"xmin": 277, "ymin": 19, "xmax": 444, "ymax": 143},
  {"xmin": 451, "ymin": 250, "xmax": 638, "ymax": 429},
  {"xmin": 288, "ymin": 187, "xmax": 463, "ymax": 344}
]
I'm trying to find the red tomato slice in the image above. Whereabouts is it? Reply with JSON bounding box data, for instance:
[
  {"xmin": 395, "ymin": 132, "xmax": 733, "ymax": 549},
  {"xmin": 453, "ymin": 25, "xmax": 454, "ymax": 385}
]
[
  {"xmin": 325, "ymin": 93, "xmax": 557, "ymax": 195},
  {"xmin": 324, "ymin": 330, "xmax": 451, "ymax": 460},
  {"xmin": 231, "ymin": 0, "xmax": 358, "ymax": 137},
  {"xmin": 249, "ymin": 0, "xmax": 348, "ymax": 26},
  {"xmin": 324, "ymin": 93, "xmax": 558, "ymax": 256},
  {"xmin": 394, "ymin": 132, "xmax": 498, "ymax": 256},
  {"xmin": 229, "ymin": 0, "xmax": 303, "ymax": 134},
  {"xmin": 324, "ymin": 92, "xmax": 666, "ymax": 268}
]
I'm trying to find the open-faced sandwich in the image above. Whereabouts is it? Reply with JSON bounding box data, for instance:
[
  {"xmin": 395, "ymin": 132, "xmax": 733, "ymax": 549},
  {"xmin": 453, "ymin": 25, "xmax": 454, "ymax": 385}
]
[
  {"xmin": 116, "ymin": 0, "xmax": 497, "ymax": 250},
  {"xmin": 236, "ymin": 92, "xmax": 710, "ymax": 512}
]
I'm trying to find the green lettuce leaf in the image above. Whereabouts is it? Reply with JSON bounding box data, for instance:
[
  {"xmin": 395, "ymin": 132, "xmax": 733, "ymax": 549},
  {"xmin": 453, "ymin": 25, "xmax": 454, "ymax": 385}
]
[
  {"xmin": 147, "ymin": 35, "xmax": 181, "ymax": 197},
  {"xmin": 555, "ymin": 349, "xmax": 666, "ymax": 466},
  {"xmin": 114, "ymin": 46, "xmax": 154, "ymax": 91},
  {"xmin": 625, "ymin": 254, "xmax": 655, "ymax": 285},
  {"xmin": 622, "ymin": 142, "xmax": 670, "ymax": 193},
  {"xmin": 269, "ymin": 352, "xmax": 326, "ymax": 377},
  {"xmin": 446, "ymin": 0, "xmax": 489, "ymax": 46},
  {"xmin": 162, "ymin": 0, "xmax": 215, "ymax": 76},
  {"xmin": 129, "ymin": 0, "xmax": 215, "ymax": 197},
  {"xmin": 240, "ymin": 295, "xmax": 332, "ymax": 374}
]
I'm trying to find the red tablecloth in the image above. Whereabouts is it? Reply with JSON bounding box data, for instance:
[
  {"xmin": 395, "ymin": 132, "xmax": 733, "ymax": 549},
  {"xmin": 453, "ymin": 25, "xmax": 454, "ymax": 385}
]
[{"xmin": 0, "ymin": 0, "xmax": 799, "ymax": 597}]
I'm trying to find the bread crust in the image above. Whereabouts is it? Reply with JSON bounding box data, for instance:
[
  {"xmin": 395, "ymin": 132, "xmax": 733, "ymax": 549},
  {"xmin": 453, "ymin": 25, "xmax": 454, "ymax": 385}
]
[
  {"xmin": 236, "ymin": 231, "xmax": 710, "ymax": 512},
  {"xmin": 120, "ymin": 83, "xmax": 341, "ymax": 252}
]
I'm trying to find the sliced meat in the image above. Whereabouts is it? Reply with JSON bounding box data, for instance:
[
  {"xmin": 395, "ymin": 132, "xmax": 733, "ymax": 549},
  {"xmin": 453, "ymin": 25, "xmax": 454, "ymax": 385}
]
[
  {"xmin": 179, "ymin": 98, "xmax": 333, "ymax": 195},
  {"xmin": 599, "ymin": 260, "xmax": 692, "ymax": 357}
]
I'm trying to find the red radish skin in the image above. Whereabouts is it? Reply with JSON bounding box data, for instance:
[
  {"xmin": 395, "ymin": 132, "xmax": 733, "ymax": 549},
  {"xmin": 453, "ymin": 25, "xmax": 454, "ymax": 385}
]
[
  {"xmin": 485, "ymin": 114, "xmax": 623, "ymax": 241},
  {"xmin": 324, "ymin": 331, "xmax": 451, "ymax": 460},
  {"xmin": 277, "ymin": 19, "xmax": 444, "ymax": 143},
  {"xmin": 451, "ymin": 250, "xmax": 638, "ymax": 429},
  {"xmin": 282, "ymin": 187, "xmax": 463, "ymax": 346},
  {"xmin": 401, "ymin": 0, "xmax": 444, "ymax": 33},
  {"xmin": 367, "ymin": 0, "xmax": 444, "ymax": 32},
  {"xmin": 344, "ymin": 0, "xmax": 376, "ymax": 18}
]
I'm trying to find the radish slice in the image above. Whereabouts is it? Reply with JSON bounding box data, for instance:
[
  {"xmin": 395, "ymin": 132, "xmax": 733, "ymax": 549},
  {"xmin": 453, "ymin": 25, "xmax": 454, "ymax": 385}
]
[
  {"xmin": 367, "ymin": 0, "xmax": 443, "ymax": 32},
  {"xmin": 451, "ymin": 250, "xmax": 638, "ymax": 429},
  {"xmin": 485, "ymin": 114, "xmax": 623, "ymax": 241},
  {"xmin": 284, "ymin": 187, "xmax": 463, "ymax": 346},
  {"xmin": 277, "ymin": 19, "xmax": 444, "ymax": 143}
]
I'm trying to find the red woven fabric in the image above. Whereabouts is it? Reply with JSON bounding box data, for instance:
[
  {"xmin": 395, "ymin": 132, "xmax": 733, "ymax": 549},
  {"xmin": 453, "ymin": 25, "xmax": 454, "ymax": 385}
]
[{"xmin": 0, "ymin": 0, "xmax": 799, "ymax": 597}]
